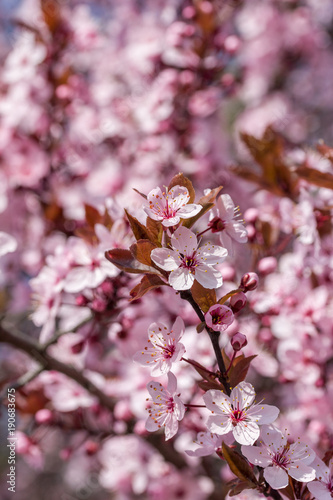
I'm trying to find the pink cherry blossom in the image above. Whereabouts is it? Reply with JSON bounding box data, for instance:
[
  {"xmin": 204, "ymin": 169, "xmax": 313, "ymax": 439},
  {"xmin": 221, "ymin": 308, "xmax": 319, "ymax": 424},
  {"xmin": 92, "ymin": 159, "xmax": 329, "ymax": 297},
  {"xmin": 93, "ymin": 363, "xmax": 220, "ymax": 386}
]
[
  {"xmin": 133, "ymin": 317, "xmax": 186, "ymax": 376},
  {"xmin": 145, "ymin": 372, "xmax": 185, "ymax": 440},
  {"xmin": 241, "ymin": 425, "xmax": 316, "ymax": 489},
  {"xmin": 208, "ymin": 193, "xmax": 248, "ymax": 256},
  {"xmin": 205, "ymin": 304, "xmax": 234, "ymax": 332},
  {"xmin": 203, "ymin": 382, "xmax": 279, "ymax": 445},
  {"xmin": 144, "ymin": 185, "xmax": 201, "ymax": 227},
  {"xmin": 307, "ymin": 457, "xmax": 333, "ymax": 500},
  {"xmin": 151, "ymin": 226, "xmax": 228, "ymax": 290}
]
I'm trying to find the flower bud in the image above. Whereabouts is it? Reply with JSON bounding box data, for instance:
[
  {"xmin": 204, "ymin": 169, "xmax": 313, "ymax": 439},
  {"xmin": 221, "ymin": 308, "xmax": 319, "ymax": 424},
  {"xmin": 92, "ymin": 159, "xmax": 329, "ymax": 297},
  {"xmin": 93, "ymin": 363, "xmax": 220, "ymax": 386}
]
[
  {"xmin": 229, "ymin": 291, "xmax": 247, "ymax": 313},
  {"xmin": 205, "ymin": 304, "xmax": 234, "ymax": 332},
  {"xmin": 258, "ymin": 256, "xmax": 277, "ymax": 275},
  {"xmin": 231, "ymin": 332, "xmax": 247, "ymax": 351},
  {"xmin": 240, "ymin": 272, "xmax": 259, "ymax": 292}
]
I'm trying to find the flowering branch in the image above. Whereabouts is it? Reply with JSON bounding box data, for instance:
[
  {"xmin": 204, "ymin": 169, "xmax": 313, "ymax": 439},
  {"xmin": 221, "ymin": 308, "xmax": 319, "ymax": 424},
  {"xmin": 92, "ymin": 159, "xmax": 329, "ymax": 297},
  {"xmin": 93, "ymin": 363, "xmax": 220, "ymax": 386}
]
[{"xmin": 0, "ymin": 322, "xmax": 115, "ymax": 412}]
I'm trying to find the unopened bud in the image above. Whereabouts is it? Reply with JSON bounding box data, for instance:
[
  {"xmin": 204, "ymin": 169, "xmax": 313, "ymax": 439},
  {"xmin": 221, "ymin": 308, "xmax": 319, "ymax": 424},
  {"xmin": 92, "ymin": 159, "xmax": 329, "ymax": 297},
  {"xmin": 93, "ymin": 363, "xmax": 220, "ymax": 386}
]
[
  {"xmin": 85, "ymin": 440, "xmax": 99, "ymax": 455},
  {"xmin": 71, "ymin": 340, "xmax": 85, "ymax": 354},
  {"xmin": 240, "ymin": 272, "xmax": 259, "ymax": 292},
  {"xmin": 231, "ymin": 332, "xmax": 247, "ymax": 351},
  {"xmin": 75, "ymin": 295, "xmax": 89, "ymax": 307},
  {"xmin": 229, "ymin": 292, "xmax": 247, "ymax": 313},
  {"xmin": 258, "ymin": 256, "xmax": 277, "ymax": 275}
]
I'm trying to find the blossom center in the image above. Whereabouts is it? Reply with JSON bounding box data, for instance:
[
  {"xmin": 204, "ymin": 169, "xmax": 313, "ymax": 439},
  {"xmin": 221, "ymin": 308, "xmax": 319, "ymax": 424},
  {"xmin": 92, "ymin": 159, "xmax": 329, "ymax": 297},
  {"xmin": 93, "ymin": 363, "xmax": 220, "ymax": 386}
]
[
  {"xmin": 211, "ymin": 312, "xmax": 228, "ymax": 325},
  {"xmin": 162, "ymin": 344, "xmax": 176, "ymax": 359},
  {"xmin": 180, "ymin": 253, "xmax": 198, "ymax": 271},
  {"xmin": 272, "ymin": 449, "xmax": 290, "ymax": 469},
  {"xmin": 166, "ymin": 397, "xmax": 175, "ymax": 413},
  {"xmin": 231, "ymin": 409, "xmax": 246, "ymax": 426},
  {"xmin": 208, "ymin": 217, "xmax": 226, "ymax": 233}
]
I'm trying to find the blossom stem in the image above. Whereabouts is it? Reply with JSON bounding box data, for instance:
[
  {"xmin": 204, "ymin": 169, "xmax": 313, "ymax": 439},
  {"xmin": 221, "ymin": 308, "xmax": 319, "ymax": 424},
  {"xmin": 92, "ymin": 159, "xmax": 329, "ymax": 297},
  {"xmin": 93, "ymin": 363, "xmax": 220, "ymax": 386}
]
[
  {"xmin": 180, "ymin": 290, "xmax": 231, "ymax": 396},
  {"xmin": 196, "ymin": 227, "xmax": 211, "ymax": 238}
]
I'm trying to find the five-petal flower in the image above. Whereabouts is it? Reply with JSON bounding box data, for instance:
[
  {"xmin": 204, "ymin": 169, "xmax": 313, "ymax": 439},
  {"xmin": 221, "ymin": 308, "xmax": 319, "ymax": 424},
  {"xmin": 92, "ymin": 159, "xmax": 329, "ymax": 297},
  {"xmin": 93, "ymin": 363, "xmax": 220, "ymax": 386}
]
[
  {"xmin": 208, "ymin": 193, "xmax": 247, "ymax": 256},
  {"xmin": 241, "ymin": 425, "xmax": 316, "ymax": 489},
  {"xmin": 203, "ymin": 381, "xmax": 279, "ymax": 445},
  {"xmin": 151, "ymin": 226, "xmax": 228, "ymax": 290},
  {"xmin": 144, "ymin": 185, "xmax": 201, "ymax": 227},
  {"xmin": 133, "ymin": 317, "xmax": 186, "ymax": 376},
  {"xmin": 145, "ymin": 372, "xmax": 185, "ymax": 441}
]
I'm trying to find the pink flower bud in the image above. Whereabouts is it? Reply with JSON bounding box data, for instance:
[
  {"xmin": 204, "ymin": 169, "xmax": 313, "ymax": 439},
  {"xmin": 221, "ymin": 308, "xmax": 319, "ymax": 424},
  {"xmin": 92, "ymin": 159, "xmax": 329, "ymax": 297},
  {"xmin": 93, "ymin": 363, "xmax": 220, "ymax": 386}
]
[
  {"xmin": 75, "ymin": 295, "xmax": 88, "ymax": 307},
  {"xmin": 258, "ymin": 256, "xmax": 277, "ymax": 275},
  {"xmin": 71, "ymin": 340, "xmax": 85, "ymax": 354},
  {"xmin": 205, "ymin": 304, "xmax": 234, "ymax": 332},
  {"xmin": 240, "ymin": 272, "xmax": 259, "ymax": 292},
  {"xmin": 244, "ymin": 208, "xmax": 259, "ymax": 223},
  {"xmin": 229, "ymin": 292, "xmax": 247, "ymax": 312},
  {"xmin": 35, "ymin": 409, "xmax": 53, "ymax": 425},
  {"xmin": 91, "ymin": 297, "xmax": 107, "ymax": 312},
  {"xmin": 231, "ymin": 332, "xmax": 247, "ymax": 351},
  {"xmin": 84, "ymin": 441, "xmax": 99, "ymax": 455}
]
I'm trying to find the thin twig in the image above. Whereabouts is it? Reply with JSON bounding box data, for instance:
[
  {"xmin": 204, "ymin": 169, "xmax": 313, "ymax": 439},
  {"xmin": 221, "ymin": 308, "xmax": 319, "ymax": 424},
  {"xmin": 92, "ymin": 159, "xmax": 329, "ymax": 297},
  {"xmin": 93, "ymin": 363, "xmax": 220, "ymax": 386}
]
[{"xmin": 0, "ymin": 323, "xmax": 115, "ymax": 412}]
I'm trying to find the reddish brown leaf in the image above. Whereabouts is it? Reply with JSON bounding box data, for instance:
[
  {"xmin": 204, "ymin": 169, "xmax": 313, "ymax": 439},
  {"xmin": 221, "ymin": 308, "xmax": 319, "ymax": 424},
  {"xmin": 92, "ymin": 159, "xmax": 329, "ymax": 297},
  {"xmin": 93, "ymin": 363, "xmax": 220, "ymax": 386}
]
[
  {"xmin": 130, "ymin": 240, "xmax": 157, "ymax": 267},
  {"xmin": 184, "ymin": 358, "xmax": 217, "ymax": 382},
  {"xmin": 85, "ymin": 204, "xmax": 103, "ymax": 227},
  {"xmin": 197, "ymin": 379, "xmax": 223, "ymax": 391},
  {"xmin": 130, "ymin": 275, "xmax": 167, "ymax": 301},
  {"xmin": 168, "ymin": 173, "xmax": 196, "ymax": 203},
  {"xmin": 146, "ymin": 217, "xmax": 163, "ymax": 247},
  {"xmin": 105, "ymin": 249, "xmax": 161, "ymax": 275},
  {"xmin": 125, "ymin": 210, "xmax": 151, "ymax": 241},
  {"xmin": 41, "ymin": 0, "xmax": 61, "ymax": 33},
  {"xmin": 191, "ymin": 280, "xmax": 216, "ymax": 313},
  {"xmin": 133, "ymin": 188, "xmax": 147, "ymax": 200},
  {"xmin": 296, "ymin": 165, "xmax": 333, "ymax": 190},
  {"xmin": 227, "ymin": 479, "xmax": 257, "ymax": 497},
  {"xmin": 218, "ymin": 288, "xmax": 242, "ymax": 305},
  {"xmin": 222, "ymin": 443, "xmax": 258, "ymax": 484},
  {"xmin": 228, "ymin": 355, "xmax": 257, "ymax": 389}
]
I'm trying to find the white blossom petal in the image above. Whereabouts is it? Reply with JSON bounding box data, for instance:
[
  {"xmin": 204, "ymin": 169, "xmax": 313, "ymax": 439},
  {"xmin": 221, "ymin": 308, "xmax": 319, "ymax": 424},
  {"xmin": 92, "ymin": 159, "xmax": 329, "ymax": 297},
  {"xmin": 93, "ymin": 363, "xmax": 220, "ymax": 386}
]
[
  {"xmin": 232, "ymin": 420, "xmax": 260, "ymax": 445},
  {"xmin": 169, "ymin": 267, "xmax": 195, "ymax": 290},
  {"xmin": 241, "ymin": 445, "xmax": 272, "ymax": 468},
  {"xmin": 151, "ymin": 248, "xmax": 179, "ymax": 271}
]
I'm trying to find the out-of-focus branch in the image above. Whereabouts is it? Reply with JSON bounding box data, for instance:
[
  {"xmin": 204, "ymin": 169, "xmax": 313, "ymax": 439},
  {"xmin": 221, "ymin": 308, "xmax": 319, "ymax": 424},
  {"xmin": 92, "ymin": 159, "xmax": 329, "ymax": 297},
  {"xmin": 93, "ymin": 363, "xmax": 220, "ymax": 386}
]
[{"xmin": 0, "ymin": 323, "xmax": 115, "ymax": 412}]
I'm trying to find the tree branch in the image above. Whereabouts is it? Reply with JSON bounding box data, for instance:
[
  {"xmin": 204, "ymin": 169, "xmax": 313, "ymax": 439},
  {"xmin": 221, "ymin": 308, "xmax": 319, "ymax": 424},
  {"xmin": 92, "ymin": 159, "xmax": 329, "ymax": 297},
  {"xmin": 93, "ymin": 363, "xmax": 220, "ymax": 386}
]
[
  {"xmin": 180, "ymin": 290, "xmax": 231, "ymax": 396},
  {"xmin": 0, "ymin": 323, "xmax": 115, "ymax": 412}
]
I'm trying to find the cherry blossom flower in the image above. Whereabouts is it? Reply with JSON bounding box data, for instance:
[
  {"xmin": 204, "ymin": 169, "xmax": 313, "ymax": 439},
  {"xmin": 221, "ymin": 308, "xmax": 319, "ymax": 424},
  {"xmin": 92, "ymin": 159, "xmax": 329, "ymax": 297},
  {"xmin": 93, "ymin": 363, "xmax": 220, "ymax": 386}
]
[
  {"xmin": 307, "ymin": 457, "xmax": 333, "ymax": 500},
  {"xmin": 145, "ymin": 372, "xmax": 185, "ymax": 440},
  {"xmin": 133, "ymin": 317, "xmax": 185, "ymax": 376},
  {"xmin": 208, "ymin": 193, "xmax": 247, "ymax": 256},
  {"xmin": 151, "ymin": 226, "xmax": 228, "ymax": 290},
  {"xmin": 205, "ymin": 304, "xmax": 234, "ymax": 332},
  {"xmin": 241, "ymin": 426, "xmax": 316, "ymax": 490},
  {"xmin": 144, "ymin": 185, "xmax": 201, "ymax": 227},
  {"xmin": 203, "ymin": 382, "xmax": 279, "ymax": 445}
]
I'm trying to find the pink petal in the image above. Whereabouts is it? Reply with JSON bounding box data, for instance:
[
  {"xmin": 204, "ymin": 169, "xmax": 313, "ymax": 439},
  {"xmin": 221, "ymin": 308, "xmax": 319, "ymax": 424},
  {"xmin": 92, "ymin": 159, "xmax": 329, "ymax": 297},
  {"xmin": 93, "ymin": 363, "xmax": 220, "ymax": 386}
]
[
  {"xmin": 308, "ymin": 480, "xmax": 332, "ymax": 500},
  {"xmin": 247, "ymin": 404, "xmax": 280, "ymax": 425},
  {"xmin": 231, "ymin": 382, "xmax": 256, "ymax": 410},
  {"xmin": 169, "ymin": 267, "xmax": 194, "ymax": 290},
  {"xmin": 151, "ymin": 248, "xmax": 179, "ymax": 271},
  {"xmin": 241, "ymin": 445, "xmax": 272, "ymax": 467},
  {"xmin": 226, "ymin": 222, "xmax": 248, "ymax": 243},
  {"xmin": 162, "ymin": 216, "xmax": 181, "ymax": 227},
  {"xmin": 288, "ymin": 442, "xmax": 316, "ymax": 465},
  {"xmin": 167, "ymin": 372, "xmax": 178, "ymax": 394},
  {"xmin": 206, "ymin": 415, "xmax": 233, "ymax": 435},
  {"xmin": 174, "ymin": 395, "xmax": 186, "ymax": 420},
  {"xmin": 164, "ymin": 413, "xmax": 179, "ymax": 441},
  {"xmin": 145, "ymin": 415, "xmax": 161, "ymax": 433},
  {"xmin": 232, "ymin": 420, "xmax": 260, "ymax": 445},
  {"xmin": 171, "ymin": 226, "xmax": 198, "ymax": 255},
  {"xmin": 197, "ymin": 243, "xmax": 228, "ymax": 265},
  {"xmin": 195, "ymin": 265, "xmax": 223, "ymax": 289},
  {"xmin": 177, "ymin": 203, "xmax": 202, "ymax": 218},
  {"xmin": 203, "ymin": 389, "xmax": 232, "ymax": 414},
  {"xmin": 172, "ymin": 316, "xmax": 185, "ymax": 341},
  {"xmin": 264, "ymin": 465, "xmax": 289, "ymax": 489},
  {"xmin": 217, "ymin": 194, "xmax": 235, "ymax": 220},
  {"xmin": 288, "ymin": 462, "xmax": 316, "ymax": 483}
]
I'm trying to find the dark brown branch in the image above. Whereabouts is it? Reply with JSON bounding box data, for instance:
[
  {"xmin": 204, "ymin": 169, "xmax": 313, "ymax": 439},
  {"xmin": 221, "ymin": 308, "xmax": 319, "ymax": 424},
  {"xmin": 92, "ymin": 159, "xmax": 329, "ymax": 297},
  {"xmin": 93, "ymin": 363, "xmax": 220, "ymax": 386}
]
[
  {"xmin": 180, "ymin": 290, "xmax": 231, "ymax": 396},
  {"xmin": 0, "ymin": 323, "xmax": 115, "ymax": 412}
]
